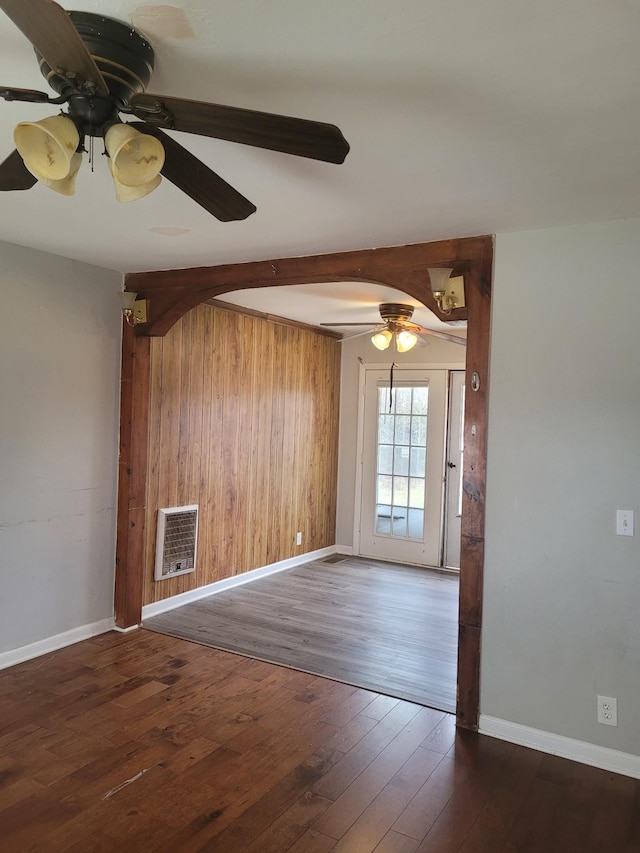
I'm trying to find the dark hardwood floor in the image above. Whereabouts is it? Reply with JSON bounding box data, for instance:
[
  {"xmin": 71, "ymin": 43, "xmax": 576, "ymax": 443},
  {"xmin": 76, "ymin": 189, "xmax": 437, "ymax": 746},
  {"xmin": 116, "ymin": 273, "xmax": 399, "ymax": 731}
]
[
  {"xmin": 0, "ymin": 630, "xmax": 638, "ymax": 852},
  {"xmin": 144, "ymin": 556, "xmax": 459, "ymax": 713}
]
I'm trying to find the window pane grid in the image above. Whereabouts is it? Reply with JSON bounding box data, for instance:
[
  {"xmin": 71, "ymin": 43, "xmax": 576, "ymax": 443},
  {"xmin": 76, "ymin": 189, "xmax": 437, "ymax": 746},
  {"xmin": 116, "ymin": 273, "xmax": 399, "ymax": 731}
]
[{"xmin": 375, "ymin": 385, "xmax": 429, "ymax": 539}]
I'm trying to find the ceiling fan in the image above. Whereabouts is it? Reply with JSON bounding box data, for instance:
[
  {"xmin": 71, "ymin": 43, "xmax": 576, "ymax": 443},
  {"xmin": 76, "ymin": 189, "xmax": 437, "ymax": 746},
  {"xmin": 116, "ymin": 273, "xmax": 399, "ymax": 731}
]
[
  {"xmin": 0, "ymin": 0, "xmax": 350, "ymax": 220},
  {"xmin": 321, "ymin": 303, "xmax": 467, "ymax": 352}
]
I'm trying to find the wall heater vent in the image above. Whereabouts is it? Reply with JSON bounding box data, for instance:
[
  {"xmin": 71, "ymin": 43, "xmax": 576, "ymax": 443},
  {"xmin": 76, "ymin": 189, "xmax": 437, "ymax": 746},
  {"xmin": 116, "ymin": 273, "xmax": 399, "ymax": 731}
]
[{"xmin": 154, "ymin": 505, "xmax": 198, "ymax": 581}]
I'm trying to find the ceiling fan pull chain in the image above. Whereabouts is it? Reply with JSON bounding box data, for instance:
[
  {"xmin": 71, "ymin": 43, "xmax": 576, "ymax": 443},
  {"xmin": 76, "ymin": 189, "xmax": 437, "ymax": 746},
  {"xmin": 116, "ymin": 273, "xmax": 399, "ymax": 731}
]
[{"xmin": 389, "ymin": 362, "xmax": 398, "ymax": 413}]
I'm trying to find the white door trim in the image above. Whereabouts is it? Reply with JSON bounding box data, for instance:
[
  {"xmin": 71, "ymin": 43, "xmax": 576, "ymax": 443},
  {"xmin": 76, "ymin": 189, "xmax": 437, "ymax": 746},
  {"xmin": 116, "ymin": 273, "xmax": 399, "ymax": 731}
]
[{"xmin": 352, "ymin": 361, "xmax": 464, "ymax": 563}]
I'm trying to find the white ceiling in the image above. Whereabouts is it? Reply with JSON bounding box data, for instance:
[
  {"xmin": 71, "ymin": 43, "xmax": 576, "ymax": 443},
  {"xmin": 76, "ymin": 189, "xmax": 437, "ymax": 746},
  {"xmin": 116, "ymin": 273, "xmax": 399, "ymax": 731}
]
[
  {"xmin": 214, "ymin": 280, "xmax": 467, "ymax": 337},
  {"xmin": 1, "ymin": 1, "xmax": 639, "ymax": 330}
]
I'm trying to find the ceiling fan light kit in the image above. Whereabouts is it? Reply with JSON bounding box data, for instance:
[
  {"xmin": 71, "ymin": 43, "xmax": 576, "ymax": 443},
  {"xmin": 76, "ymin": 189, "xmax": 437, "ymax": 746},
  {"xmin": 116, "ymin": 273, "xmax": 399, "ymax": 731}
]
[
  {"xmin": 371, "ymin": 305, "xmax": 420, "ymax": 352},
  {"xmin": 321, "ymin": 301, "xmax": 467, "ymax": 350},
  {"xmin": 0, "ymin": 0, "xmax": 350, "ymax": 219}
]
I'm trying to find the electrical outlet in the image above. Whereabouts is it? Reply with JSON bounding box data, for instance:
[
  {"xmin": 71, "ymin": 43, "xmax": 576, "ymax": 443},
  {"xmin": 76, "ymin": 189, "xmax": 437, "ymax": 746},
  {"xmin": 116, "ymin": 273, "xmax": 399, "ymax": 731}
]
[
  {"xmin": 296, "ymin": 531, "xmax": 302, "ymax": 546},
  {"xmin": 597, "ymin": 695, "xmax": 617, "ymax": 726}
]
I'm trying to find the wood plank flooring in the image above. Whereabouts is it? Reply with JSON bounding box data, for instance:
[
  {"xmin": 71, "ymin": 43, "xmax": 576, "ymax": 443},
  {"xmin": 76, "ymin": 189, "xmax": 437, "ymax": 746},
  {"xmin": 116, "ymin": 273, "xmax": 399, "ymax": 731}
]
[
  {"xmin": 144, "ymin": 556, "xmax": 459, "ymax": 713},
  {"xmin": 0, "ymin": 630, "xmax": 638, "ymax": 852}
]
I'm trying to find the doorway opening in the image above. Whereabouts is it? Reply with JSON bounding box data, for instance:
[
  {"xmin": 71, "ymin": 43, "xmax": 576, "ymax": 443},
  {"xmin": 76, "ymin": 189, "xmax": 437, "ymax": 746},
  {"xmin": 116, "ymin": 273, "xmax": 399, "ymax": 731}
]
[{"xmin": 356, "ymin": 366, "xmax": 465, "ymax": 573}]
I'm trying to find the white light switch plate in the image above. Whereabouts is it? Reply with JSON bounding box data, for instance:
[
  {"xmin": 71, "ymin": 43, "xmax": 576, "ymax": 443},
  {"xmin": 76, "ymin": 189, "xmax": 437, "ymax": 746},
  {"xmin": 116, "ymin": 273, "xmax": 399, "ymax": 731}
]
[{"xmin": 616, "ymin": 509, "xmax": 634, "ymax": 537}]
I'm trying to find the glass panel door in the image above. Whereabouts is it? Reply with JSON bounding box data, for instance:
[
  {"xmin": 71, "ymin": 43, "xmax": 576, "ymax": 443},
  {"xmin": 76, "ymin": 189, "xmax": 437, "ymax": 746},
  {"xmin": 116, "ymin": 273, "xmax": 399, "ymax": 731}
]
[
  {"xmin": 359, "ymin": 369, "xmax": 447, "ymax": 566},
  {"xmin": 375, "ymin": 384, "xmax": 428, "ymax": 541}
]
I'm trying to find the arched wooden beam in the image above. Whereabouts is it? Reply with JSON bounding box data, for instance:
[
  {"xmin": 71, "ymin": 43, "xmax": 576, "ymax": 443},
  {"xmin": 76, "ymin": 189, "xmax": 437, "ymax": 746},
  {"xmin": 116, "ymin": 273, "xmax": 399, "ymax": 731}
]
[
  {"xmin": 124, "ymin": 237, "xmax": 485, "ymax": 337},
  {"xmin": 116, "ymin": 234, "xmax": 493, "ymax": 732}
]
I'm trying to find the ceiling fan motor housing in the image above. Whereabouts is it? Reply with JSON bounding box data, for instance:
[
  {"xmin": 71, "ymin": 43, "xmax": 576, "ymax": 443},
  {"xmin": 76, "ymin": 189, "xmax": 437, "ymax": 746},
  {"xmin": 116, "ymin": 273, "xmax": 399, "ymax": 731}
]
[
  {"xmin": 379, "ymin": 303, "xmax": 415, "ymax": 323},
  {"xmin": 36, "ymin": 12, "xmax": 154, "ymax": 106}
]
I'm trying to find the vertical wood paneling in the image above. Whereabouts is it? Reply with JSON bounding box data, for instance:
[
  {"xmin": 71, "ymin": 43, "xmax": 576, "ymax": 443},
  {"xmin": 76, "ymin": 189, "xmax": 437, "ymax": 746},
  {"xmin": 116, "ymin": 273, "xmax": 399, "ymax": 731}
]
[
  {"xmin": 200, "ymin": 305, "xmax": 219, "ymax": 580},
  {"xmin": 143, "ymin": 303, "xmax": 341, "ymax": 605}
]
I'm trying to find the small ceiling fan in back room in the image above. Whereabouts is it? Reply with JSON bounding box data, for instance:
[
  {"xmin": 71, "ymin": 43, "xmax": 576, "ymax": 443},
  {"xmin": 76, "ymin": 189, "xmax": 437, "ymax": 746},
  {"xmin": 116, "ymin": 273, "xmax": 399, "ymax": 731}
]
[
  {"xmin": 0, "ymin": 0, "xmax": 350, "ymax": 220},
  {"xmin": 321, "ymin": 271, "xmax": 468, "ymax": 353}
]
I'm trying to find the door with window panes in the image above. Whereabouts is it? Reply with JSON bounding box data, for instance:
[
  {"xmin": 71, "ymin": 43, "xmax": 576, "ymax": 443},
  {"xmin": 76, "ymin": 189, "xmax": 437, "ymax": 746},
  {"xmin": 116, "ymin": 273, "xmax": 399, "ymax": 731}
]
[{"xmin": 359, "ymin": 369, "xmax": 447, "ymax": 566}]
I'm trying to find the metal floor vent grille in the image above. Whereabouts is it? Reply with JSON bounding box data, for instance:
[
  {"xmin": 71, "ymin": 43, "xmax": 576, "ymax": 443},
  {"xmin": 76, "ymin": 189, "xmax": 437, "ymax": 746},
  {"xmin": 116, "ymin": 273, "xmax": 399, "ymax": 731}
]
[
  {"xmin": 154, "ymin": 505, "xmax": 198, "ymax": 581},
  {"xmin": 323, "ymin": 554, "xmax": 346, "ymax": 564}
]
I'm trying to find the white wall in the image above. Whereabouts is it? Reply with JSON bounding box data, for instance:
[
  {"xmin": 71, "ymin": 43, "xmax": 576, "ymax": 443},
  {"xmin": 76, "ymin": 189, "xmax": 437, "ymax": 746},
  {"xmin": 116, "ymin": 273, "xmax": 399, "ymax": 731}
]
[
  {"xmin": 483, "ymin": 219, "xmax": 640, "ymax": 757},
  {"xmin": 336, "ymin": 330, "xmax": 466, "ymax": 549},
  {"xmin": 0, "ymin": 241, "xmax": 122, "ymax": 657}
]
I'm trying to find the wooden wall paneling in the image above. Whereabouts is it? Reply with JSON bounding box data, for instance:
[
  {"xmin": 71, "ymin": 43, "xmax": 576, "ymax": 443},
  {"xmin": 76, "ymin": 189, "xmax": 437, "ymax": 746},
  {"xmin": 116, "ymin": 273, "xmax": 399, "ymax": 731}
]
[
  {"xmin": 145, "ymin": 326, "xmax": 181, "ymax": 603},
  {"xmin": 215, "ymin": 312, "xmax": 234, "ymax": 574},
  {"xmin": 266, "ymin": 328, "xmax": 287, "ymax": 566},
  {"xmin": 245, "ymin": 316, "xmax": 271, "ymax": 571},
  {"xmin": 296, "ymin": 332, "xmax": 313, "ymax": 551},
  {"xmin": 161, "ymin": 319, "xmax": 184, "ymax": 511},
  {"xmin": 242, "ymin": 317, "xmax": 257, "ymax": 572},
  {"xmin": 225, "ymin": 312, "xmax": 246, "ymax": 574},
  {"xmin": 323, "ymin": 340, "xmax": 341, "ymax": 545},
  {"xmin": 205, "ymin": 305, "xmax": 222, "ymax": 586},
  {"xmin": 281, "ymin": 325, "xmax": 300, "ymax": 559},
  {"xmin": 141, "ymin": 304, "xmax": 342, "ymax": 605},
  {"xmin": 176, "ymin": 307, "xmax": 194, "ymax": 508},
  {"xmin": 186, "ymin": 306, "xmax": 206, "ymax": 518}
]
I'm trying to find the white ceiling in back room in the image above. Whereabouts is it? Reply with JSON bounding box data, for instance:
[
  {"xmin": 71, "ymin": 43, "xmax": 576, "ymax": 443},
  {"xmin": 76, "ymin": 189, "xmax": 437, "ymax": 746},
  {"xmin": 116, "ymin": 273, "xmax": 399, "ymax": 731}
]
[{"xmin": 214, "ymin": 281, "xmax": 467, "ymax": 336}]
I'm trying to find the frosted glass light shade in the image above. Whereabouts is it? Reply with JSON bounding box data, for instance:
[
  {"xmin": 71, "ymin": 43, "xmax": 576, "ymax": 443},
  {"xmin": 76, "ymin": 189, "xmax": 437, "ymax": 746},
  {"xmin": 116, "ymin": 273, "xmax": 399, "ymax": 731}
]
[
  {"xmin": 105, "ymin": 123, "xmax": 165, "ymax": 187},
  {"xmin": 108, "ymin": 158, "xmax": 162, "ymax": 202},
  {"xmin": 118, "ymin": 291, "xmax": 137, "ymax": 312},
  {"xmin": 39, "ymin": 152, "xmax": 82, "ymax": 195},
  {"xmin": 371, "ymin": 329, "xmax": 392, "ymax": 350},
  {"xmin": 396, "ymin": 330, "xmax": 418, "ymax": 352},
  {"xmin": 14, "ymin": 115, "xmax": 80, "ymax": 180},
  {"xmin": 427, "ymin": 267, "xmax": 453, "ymax": 294}
]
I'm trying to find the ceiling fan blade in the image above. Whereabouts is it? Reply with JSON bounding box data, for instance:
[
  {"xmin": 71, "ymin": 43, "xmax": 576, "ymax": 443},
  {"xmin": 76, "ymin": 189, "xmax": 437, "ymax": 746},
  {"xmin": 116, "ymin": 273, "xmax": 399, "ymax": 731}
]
[
  {"xmin": 339, "ymin": 328, "xmax": 380, "ymax": 342},
  {"xmin": 320, "ymin": 322, "xmax": 379, "ymax": 327},
  {"xmin": 417, "ymin": 326, "xmax": 467, "ymax": 346},
  {"xmin": 0, "ymin": 0, "xmax": 108, "ymax": 96},
  {"xmin": 0, "ymin": 149, "xmax": 38, "ymax": 190},
  {"xmin": 130, "ymin": 123, "xmax": 256, "ymax": 222},
  {"xmin": 130, "ymin": 94, "xmax": 350, "ymax": 164},
  {"xmin": 0, "ymin": 86, "xmax": 58, "ymax": 103}
]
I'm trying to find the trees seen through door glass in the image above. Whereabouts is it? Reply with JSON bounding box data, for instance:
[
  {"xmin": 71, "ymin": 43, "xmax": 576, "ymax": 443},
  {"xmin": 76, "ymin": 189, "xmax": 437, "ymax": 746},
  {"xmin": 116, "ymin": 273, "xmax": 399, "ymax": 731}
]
[{"xmin": 376, "ymin": 385, "xmax": 428, "ymax": 539}]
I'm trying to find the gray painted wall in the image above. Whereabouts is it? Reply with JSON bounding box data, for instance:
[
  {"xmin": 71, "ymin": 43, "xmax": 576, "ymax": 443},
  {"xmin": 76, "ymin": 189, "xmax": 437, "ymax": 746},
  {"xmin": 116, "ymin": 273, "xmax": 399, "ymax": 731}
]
[
  {"xmin": 0, "ymin": 241, "xmax": 122, "ymax": 653},
  {"xmin": 483, "ymin": 220, "xmax": 640, "ymax": 755}
]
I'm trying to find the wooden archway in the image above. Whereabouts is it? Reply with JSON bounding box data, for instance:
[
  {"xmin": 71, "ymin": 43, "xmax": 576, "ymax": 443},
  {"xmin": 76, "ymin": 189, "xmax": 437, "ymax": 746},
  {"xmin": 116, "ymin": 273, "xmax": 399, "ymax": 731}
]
[{"xmin": 116, "ymin": 235, "xmax": 492, "ymax": 730}]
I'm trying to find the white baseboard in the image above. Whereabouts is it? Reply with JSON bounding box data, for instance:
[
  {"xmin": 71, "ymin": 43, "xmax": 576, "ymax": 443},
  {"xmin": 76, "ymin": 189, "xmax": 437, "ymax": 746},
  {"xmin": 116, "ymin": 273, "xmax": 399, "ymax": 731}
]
[
  {"xmin": 142, "ymin": 545, "xmax": 337, "ymax": 620},
  {"xmin": 479, "ymin": 714, "xmax": 640, "ymax": 780},
  {"xmin": 336, "ymin": 545, "xmax": 353, "ymax": 555},
  {"xmin": 0, "ymin": 617, "xmax": 115, "ymax": 671}
]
